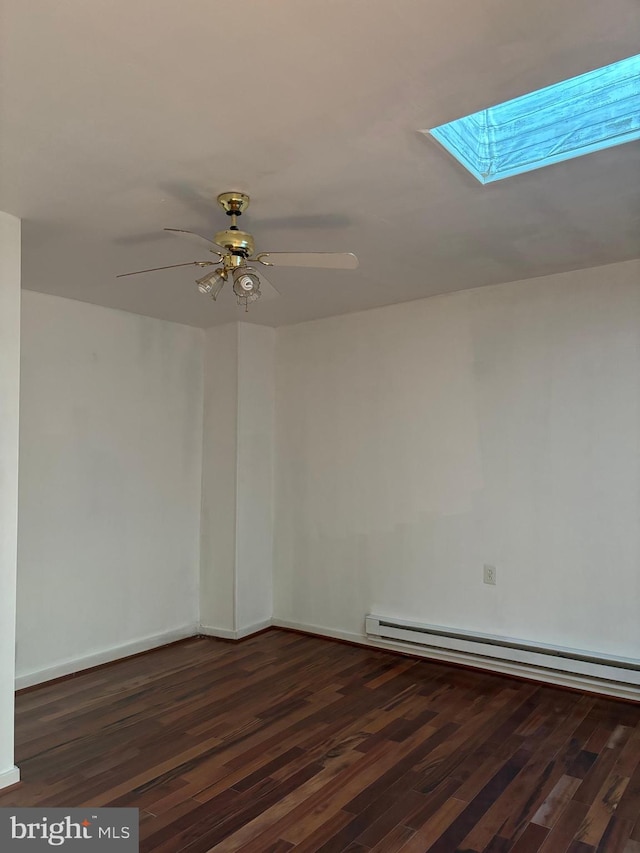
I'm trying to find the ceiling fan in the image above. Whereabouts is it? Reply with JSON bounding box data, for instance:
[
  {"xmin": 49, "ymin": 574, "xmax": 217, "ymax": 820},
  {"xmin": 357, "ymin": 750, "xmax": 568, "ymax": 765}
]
[{"xmin": 117, "ymin": 191, "xmax": 359, "ymax": 310}]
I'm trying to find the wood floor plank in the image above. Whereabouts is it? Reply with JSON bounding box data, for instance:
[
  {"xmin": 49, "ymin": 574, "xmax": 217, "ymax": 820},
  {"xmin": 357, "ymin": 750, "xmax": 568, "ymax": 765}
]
[
  {"xmin": 531, "ymin": 774, "xmax": 583, "ymax": 828},
  {"xmin": 0, "ymin": 629, "xmax": 638, "ymax": 853},
  {"xmin": 508, "ymin": 821, "xmax": 550, "ymax": 851},
  {"xmin": 396, "ymin": 796, "xmax": 468, "ymax": 852},
  {"xmin": 368, "ymin": 822, "xmax": 415, "ymax": 852},
  {"xmin": 614, "ymin": 731, "xmax": 640, "ymax": 823},
  {"xmin": 280, "ymin": 810, "xmax": 354, "ymax": 853},
  {"xmin": 595, "ymin": 817, "xmax": 636, "ymax": 853}
]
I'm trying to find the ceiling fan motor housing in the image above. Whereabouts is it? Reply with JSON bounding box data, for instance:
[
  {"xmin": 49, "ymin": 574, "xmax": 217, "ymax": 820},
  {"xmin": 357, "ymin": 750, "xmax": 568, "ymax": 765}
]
[{"xmin": 214, "ymin": 228, "xmax": 255, "ymax": 256}]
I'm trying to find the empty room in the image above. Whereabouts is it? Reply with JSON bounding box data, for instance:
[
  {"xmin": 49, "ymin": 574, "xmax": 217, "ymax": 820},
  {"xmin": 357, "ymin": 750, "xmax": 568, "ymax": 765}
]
[{"xmin": 1, "ymin": 1, "xmax": 640, "ymax": 851}]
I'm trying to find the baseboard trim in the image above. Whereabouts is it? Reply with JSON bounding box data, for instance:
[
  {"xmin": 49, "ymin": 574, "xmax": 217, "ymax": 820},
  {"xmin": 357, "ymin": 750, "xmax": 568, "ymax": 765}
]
[
  {"xmin": 14, "ymin": 615, "xmax": 638, "ymax": 703},
  {"xmin": 0, "ymin": 766, "xmax": 20, "ymax": 791},
  {"xmin": 273, "ymin": 619, "xmax": 361, "ymax": 646},
  {"xmin": 200, "ymin": 619, "xmax": 273, "ymax": 641},
  {"xmin": 272, "ymin": 618, "xmax": 640, "ymax": 703},
  {"xmin": 15, "ymin": 624, "xmax": 200, "ymax": 691}
]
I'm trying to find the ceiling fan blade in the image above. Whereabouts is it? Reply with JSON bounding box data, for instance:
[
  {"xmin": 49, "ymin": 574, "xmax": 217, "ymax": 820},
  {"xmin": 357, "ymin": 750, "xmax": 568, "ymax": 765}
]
[
  {"xmin": 253, "ymin": 252, "xmax": 358, "ymax": 270},
  {"xmin": 116, "ymin": 260, "xmax": 215, "ymax": 278},
  {"xmin": 164, "ymin": 228, "xmax": 226, "ymax": 253}
]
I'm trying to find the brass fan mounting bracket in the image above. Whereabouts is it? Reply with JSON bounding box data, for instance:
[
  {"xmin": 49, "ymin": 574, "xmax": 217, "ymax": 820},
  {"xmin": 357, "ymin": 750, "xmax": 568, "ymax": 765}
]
[{"xmin": 217, "ymin": 191, "xmax": 250, "ymax": 215}]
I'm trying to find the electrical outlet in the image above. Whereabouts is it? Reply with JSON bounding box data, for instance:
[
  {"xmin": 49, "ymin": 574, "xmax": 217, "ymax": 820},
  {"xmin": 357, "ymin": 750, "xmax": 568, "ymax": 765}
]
[{"xmin": 483, "ymin": 564, "xmax": 496, "ymax": 585}]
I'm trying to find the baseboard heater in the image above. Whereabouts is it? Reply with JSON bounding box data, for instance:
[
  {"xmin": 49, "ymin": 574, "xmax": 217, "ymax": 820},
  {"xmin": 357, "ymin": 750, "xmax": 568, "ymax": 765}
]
[{"xmin": 365, "ymin": 614, "xmax": 640, "ymax": 688}]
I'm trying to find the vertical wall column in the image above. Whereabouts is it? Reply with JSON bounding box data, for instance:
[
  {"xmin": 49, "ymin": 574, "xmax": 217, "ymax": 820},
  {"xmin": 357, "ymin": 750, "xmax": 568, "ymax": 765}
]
[
  {"xmin": 200, "ymin": 322, "xmax": 275, "ymax": 638},
  {"xmin": 234, "ymin": 323, "xmax": 275, "ymax": 633},
  {"xmin": 0, "ymin": 212, "xmax": 21, "ymax": 790},
  {"xmin": 200, "ymin": 323, "xmax": 239, "ymax": 634}
]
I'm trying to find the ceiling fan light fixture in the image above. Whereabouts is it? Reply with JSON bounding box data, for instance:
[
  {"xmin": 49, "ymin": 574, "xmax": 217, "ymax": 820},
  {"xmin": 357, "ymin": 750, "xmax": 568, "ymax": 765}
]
[
  {"xmin": 196, "ymin": 268, "xmax": 226, "ymax": 299},
  {"xmin": 232, "ymin": 267, "xmax": 261, "ymax": 310}
]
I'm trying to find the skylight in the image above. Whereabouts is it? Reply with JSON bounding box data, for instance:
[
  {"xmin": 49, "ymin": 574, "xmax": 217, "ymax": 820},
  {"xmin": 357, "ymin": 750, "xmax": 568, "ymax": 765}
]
[{"xmin": 427, "ymin": 54, "xmax": 640, "ymax": 183}]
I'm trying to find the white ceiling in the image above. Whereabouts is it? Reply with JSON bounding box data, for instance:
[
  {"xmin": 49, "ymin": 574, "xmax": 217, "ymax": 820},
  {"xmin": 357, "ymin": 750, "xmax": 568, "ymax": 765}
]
[{"xmin": 1, "ymin": 0, "xmax": 639, "ymax": 328}]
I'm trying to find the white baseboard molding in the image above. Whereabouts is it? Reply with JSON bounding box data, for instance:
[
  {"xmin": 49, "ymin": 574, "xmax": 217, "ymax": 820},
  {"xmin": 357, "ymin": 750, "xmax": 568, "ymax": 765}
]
[
  {"xmin": 14, "ymin": 624, "xmax": 199, "ymax": 690},
  {"xmin": 14, "ymin": 615, "xmax": 638, "ymax": 702},
  {"xmin": 273, "ymin": 618, "xmax": 363, "ymax": 645},
  {"xmin": 200, "ymin": 619, "xmax": 273, "ymax": 641},
  {"xmin": 0, "ymin": 766, "xmax": 20, "ymax": 790},
  {"xmin": 272, "ymin": 618, "xmax": 640, "ymax": 702}
]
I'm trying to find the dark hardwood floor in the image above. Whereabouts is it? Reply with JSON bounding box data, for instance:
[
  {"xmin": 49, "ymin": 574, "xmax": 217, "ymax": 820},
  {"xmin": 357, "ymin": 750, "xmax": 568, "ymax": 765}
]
[{"xmin": 2, "ymin": 629, "xmax": 640, "ymax": 852}]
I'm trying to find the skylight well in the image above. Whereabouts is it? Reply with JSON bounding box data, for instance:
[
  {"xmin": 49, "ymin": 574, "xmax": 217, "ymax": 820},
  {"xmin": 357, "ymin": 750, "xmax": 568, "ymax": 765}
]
[{"xmin": 427, "ymin": 54, "xmax": 640, "ymax": 183}]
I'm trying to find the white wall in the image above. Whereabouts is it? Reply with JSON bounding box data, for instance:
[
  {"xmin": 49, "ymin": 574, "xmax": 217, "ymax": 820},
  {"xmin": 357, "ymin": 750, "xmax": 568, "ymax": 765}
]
[
  {"xmin": 0, "ymin": 212, "xmax": 21, "ymax": 789},
  {"xmin": 14, "ymin": 257, "xmax": 640, "ymax": 694},
  {"xmin": 17, "ymin": 292, "xmax": 204, "ymax": 684},
  {"xmin": 274, "ymin": 259, "xmax": 640, "ymax": 660}
]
